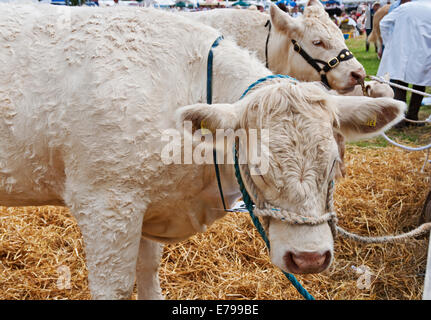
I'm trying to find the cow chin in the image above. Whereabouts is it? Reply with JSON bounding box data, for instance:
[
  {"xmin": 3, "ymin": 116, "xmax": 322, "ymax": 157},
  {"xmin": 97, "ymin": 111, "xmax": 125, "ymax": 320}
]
[
  {"xmin": 334, "ymin": 85, "xmax": 356, "ymax": 95},
  {"xmin": 328, "ymin": 77, "xmax": 357, "ymax": 94},
  {"xmin": 268, "ymin": 219, "xmax": 334, "ymax": 274}
]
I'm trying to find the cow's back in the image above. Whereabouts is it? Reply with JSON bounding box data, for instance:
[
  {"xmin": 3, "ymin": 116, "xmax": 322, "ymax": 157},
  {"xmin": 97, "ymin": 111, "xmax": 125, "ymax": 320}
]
[
  {"xmin": 181, "ymin": 9, "xmax": 269, "ymax": 62},
  {"xmin": 0, "ymin": 4, "xmax": 219, "ymax": 206}
]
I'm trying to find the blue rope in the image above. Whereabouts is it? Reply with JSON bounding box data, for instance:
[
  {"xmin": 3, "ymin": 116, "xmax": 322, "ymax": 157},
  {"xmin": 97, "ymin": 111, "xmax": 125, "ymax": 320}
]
[
  {"xmin": 233, "ymin": 145, "xmax": 315, "ymax": 300},
  {"xmin": 236, "ymin": 75, "xmax": 315, "ymax": 300},
  {"xmin": 206, "ymin": 38, "xmax": 314, "ymax": 300},
  {"xmin": 207, "ymin": 35, "xmax": 224, "ymax": 105},
  {"xmin": 239, "ymin": 74, "xmax": 297, "ymax": 100}
]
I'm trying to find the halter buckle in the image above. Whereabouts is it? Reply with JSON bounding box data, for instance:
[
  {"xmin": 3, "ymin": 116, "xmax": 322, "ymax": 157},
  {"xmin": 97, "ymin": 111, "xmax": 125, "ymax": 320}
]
[
  {"xmin": 328, "ymin": 57, "xmax": 339, "ymax": 68},
  {"xmin": 293, "ymin": 42, "xmax": 301, "ymax": 53}
]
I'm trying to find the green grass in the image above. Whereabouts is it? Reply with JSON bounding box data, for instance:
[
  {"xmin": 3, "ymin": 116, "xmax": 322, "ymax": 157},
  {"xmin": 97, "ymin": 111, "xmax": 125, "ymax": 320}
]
[
  {"xmin": 344, "ymin": 35, "xmax": 431, "ymax": 148},
  {"xmin": 345, "ymin": 35, "xmax": 380, "ymax": 76}
]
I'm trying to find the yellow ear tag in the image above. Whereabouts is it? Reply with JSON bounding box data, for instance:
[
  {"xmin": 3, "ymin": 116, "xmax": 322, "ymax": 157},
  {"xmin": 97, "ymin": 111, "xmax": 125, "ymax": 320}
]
[
  {"xmin": 365, "ymin": 116, "xmax": 377, "ymax": 127},
  {"xmin": 200, "ymin": 120, "xmax": 211, "ymax": 135}
]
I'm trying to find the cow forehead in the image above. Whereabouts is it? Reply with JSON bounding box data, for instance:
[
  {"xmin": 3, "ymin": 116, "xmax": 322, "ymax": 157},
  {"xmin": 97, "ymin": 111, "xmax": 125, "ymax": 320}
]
[
  {"xmin": 302, "ymin": 10, "xmax": 343, "ymax": 43},
  {"xmin": 269, "ymin": 115, "xmax": 337, "ymax": 163},
  {"xmin": 269, "ymin": 132, "xmax": 337, "ymax": 206}
]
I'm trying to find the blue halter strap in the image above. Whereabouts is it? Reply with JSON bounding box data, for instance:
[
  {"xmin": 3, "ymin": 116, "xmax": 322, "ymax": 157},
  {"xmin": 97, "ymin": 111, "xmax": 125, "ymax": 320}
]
[
  {"xmin": 236, "ymin": 74, "xmax": 314, "ymax": 300},
  {"xmin": 207, "ymin": 35, "xmax": 224, "ymax": 105},
  {"xmin": 206, "ymin": 37, "xmax": 314, "ymax": 300},
  {"xmin": 240, "ymin": 74, "xmax": 298, "ymax": 100}
]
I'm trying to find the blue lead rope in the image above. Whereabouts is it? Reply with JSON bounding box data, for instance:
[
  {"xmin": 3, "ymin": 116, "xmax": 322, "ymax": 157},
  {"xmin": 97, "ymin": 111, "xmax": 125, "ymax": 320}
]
[
  {"xmin": 238, "ymin": 75, "xmax": 314, "ymax": 300},
  {"xmin": 240, "ymin": 74, "xmax": 297, "ymax": 100},
  {"xmin": 207, "ymin": 35, "xmax": 224, "ymax": 105},
  {"xmin": 206, "ymin": 36, "xmax": 314, "ymax": 300},
  {"xmin": 233, "ymin": 145, "xmax": 315, "ymax": 301}
]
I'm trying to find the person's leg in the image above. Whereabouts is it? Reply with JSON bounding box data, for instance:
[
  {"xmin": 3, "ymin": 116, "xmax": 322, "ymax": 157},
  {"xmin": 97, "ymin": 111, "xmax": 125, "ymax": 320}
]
[
  {"xmin": 391, "ymin": 79, "xmax": 408, "ymax": 128},
  {"xmin": 365, "ymin": 29, "xmax": 371, "ymax": 52},
  {"xmin": 405, "ymin": 85, "xmax": 426, "ymax": 120},
  {"xmin": 391, "ymin": 79, "xmax": 407, "ymax": 102}
]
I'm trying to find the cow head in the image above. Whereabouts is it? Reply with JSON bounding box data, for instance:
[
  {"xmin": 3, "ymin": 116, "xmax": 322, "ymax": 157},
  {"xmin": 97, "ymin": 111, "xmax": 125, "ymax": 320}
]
[
  {"xmin": 268, "ymin": 1, "xmax": 365, "ymax": 93},
  {"xmin": 177, "ymin": 80, "xmax": 405, "ymax": 274}
]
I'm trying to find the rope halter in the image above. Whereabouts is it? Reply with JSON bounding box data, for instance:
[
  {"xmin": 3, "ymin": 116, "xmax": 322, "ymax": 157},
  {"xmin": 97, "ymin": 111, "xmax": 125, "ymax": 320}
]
[
  {"xmin": 234, "ymin": 144, "xmax": 339, "ymax": 239},
  {"xmin": 233, "ymin": 74, "xmax": 339, "ymax": 237},
  {"xmin": 232, "ymin": 74, "xmax": 431, "ymax": 244},
  {"xmin": 235, "ymin": 137, "xmax": 431, "ymax": 244}
]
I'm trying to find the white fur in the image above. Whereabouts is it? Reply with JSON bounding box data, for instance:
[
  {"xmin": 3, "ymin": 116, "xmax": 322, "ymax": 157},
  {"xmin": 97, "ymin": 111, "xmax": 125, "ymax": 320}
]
[{"xmin": 0, "ymin": 4, "xmax": 405, "ymax": 299}]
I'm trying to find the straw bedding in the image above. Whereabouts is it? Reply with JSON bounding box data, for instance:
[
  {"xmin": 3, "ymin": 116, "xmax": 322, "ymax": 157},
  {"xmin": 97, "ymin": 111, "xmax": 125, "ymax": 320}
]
[{"xmin": 0, "ymin": 145, "xmax": 429, "ymax": 300}]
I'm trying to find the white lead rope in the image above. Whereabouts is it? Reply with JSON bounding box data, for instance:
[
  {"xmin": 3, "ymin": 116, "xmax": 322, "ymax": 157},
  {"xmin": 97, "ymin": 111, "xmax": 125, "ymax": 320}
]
[
  {"xmin": 369, "ymin": 75, "xmax": 431, "ymax": 98},
  {"xmin": 371, "ymin": 75, "xmax": 431, "ymax": 165},
  {"xmin": 381, "ymin": 132, "xmax": 431, "ymax": 152}
]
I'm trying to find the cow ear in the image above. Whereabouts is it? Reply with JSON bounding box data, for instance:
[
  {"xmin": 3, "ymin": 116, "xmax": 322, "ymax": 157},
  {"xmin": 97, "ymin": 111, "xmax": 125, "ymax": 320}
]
[
  {"xmin": 176, "ymin": 103, "xmax": 240, "ymax": 134},
  {"xmin": 276, "ymin": 2, "xmax": 288, "ymax": 12},
  {"xmin": 269, "ymin": 3, "xmax": 303, "ymax": 38},
  {"xmin": 330, "ymin": 95, "xmax": 406, "ymax": 142}
]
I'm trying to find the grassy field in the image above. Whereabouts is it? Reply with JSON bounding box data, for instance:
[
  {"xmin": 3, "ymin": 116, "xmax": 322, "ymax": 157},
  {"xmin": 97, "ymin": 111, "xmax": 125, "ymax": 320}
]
[
  {"xmin": 346, "ymin": 35, "xmax": 380, "ymax": 76},
  {"xmin": 345, "ymin": 35, "xmax": 431, "ymax": 148}
]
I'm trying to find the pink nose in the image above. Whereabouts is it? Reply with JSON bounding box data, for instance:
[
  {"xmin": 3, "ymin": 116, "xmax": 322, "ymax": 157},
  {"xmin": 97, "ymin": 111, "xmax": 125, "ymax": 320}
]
[
  {"xmin": 284, "ymin": 251, "xmax": 331, "ymax": 274},
  {"xmin": 350, "ymin": 68, "xmax": 366, "ymax": 84}
]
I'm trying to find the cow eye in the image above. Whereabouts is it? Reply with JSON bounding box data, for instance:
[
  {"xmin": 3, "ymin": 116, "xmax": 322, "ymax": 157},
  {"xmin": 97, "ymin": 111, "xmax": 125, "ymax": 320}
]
[{"xmin": 313, "ymin": 40, "xmax": 323, "ymax": 47}]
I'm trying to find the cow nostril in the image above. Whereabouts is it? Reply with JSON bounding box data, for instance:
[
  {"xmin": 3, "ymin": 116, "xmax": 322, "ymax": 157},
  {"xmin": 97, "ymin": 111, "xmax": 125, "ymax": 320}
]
[
  {"xmin": 284, "ymin": 251, "xmax": 331, "ymax": 274},
  {"xmin": 351, "ymin": 69, "xmax": 366, "ymax": 83}
]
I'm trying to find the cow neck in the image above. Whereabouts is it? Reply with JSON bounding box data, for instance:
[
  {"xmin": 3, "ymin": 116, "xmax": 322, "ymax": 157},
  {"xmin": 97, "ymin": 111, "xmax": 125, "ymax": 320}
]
[
  {"xmin": 207, "ymin": 37, "xmax": 271, "ymax": 104},
  {"xmin": 205, "ymin": 35, "xmax": 255, "ymax": 211},
  {"xmin": 264, "ymin": 24, "xmax": 292, "ymax": 76}
]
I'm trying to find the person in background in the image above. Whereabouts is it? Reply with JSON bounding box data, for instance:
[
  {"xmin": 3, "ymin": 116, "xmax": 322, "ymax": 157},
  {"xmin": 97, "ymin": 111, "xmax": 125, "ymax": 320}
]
[
  {"xmin": 365, "ymin": 2, "xmax": 380, "ymax": 52},
  {"xmin": 356, "ymin": 4, "xmax": 367, "ymax": 34},
  {"xmin": 389, "ymin": 0, "xmax": 400, "ymax": 12},
  {"xmin": 291, "ymin": 5, "xmax": 302, "ymax": 17},
  {"xmin": 377, "ymin": 0, "xmax": 431, "ymax": 127}
]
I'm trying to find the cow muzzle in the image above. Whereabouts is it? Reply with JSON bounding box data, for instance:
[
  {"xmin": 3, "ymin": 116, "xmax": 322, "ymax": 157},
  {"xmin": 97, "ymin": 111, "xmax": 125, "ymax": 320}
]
[{"xmin": 284, "ymin": 250, "xmax": 332, "ymax": 274}]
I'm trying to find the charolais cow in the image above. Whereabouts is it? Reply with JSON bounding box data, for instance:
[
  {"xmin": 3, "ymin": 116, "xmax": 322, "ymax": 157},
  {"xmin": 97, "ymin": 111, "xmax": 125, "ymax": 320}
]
[
  {"xmin": 180, "ymin": 0, "xmax": 393, "ymax": 98},
  {"xmin": 182, "ymin": 1, "xmax": 375, "ymax": 95},
  {"xmin": 0, "ymin": 4, "xmax": 405, "ymax": 299},
  {"xmin": 182, "ymin": 1, "xmax": 394, "ymax": 178}
]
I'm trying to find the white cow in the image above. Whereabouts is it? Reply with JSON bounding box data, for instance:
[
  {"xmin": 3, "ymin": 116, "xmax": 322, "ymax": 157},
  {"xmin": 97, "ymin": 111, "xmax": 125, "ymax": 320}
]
[
  {"xmin": 183, "ymin": 1, "xmax": 393, "ymax": 97},
  {"xmin": 183, "ymin": 1, "xmax": 365, "ymax": 93},
  {"xmin": 0, "ymin": 4, "xmax": 405, "ymax": 299},
  {"xmin": 182, "ymin": 2, "xmax": 394, "ymax": 179}
]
